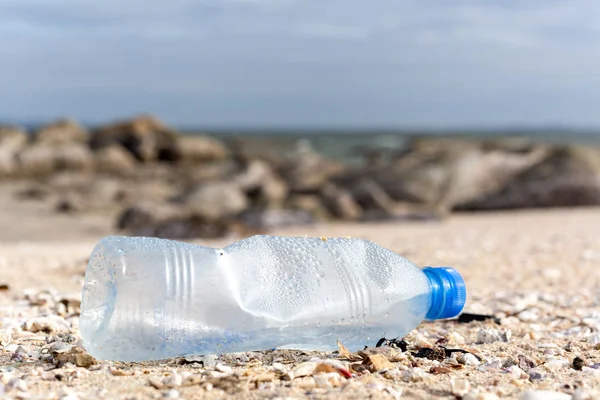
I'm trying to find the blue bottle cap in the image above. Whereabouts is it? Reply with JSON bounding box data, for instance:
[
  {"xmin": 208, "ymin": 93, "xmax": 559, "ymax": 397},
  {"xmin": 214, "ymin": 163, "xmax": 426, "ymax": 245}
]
[{"xmin": 423, "ymin": 267, "xmax": 466, "ymax": 320}]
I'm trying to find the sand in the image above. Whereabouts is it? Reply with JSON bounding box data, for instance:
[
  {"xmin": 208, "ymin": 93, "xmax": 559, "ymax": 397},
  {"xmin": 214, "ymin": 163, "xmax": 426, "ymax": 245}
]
[{"xmin": 2, "ymin": 185, "xmax": 600, "ymax": 399}]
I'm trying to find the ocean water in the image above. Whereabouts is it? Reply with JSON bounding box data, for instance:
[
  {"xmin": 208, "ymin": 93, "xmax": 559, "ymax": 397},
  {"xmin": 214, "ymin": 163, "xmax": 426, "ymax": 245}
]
[{"xmin": 188, "ymin": 129, "xmax": 600, "ymax": 166}]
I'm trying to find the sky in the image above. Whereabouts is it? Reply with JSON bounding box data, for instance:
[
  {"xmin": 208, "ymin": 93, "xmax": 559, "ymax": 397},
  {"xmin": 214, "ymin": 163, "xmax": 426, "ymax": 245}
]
[{"xmin": 2, "ymin": 0, "xmax": 600, "ymax": 129}]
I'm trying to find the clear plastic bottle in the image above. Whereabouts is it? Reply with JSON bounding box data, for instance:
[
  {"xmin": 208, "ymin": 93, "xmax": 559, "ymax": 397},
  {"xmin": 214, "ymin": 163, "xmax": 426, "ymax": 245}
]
[{"xmin": 80, "ymin": 235, "xmax": 466, "ymax": 361}]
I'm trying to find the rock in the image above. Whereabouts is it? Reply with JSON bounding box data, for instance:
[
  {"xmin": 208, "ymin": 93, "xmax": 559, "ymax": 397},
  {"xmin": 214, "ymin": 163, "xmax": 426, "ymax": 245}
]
[
  {"xmin": 163, "ymin": 389, "xmax": 180, "ymax": 399},
  {"xmin": 369, "ymin": 138, "xmax": 548, "ymax": 211},
  {"xmin": 54, "ymin": 144, "xmax": 94, "ymax": 171},
  {"xmin": 450, "ymin": 378, "xmax": 470, "ymax": 397},
  {"xmin": 506, "ymin": 365, "xmax": 526, "ymax": 378},
  {"xmin": 33, "ymin": 119, "xmax": 88, "ymax": 145},
  {"xmin": 53, "ymin": 347, "xmax": 97, "ymax": 368},
  {"xmin": 55, "ymin": 193, "xmax": 86, "ymax": 213},
  {"xmin": 286, "ymin": 195, "xmax": 330, "ymax": 220},
  {"xmin": 573, "ymin": 356, "xmax": 587, "ymax": 371},
  {"xmin": 215, "ymin": 363, "xmax": 233, "ymax": 375},
  {"xmin": 22, "ymin": 316, "xmax": 70, "ymax": 333},
  {"xmin": 439, "ymin": 146, "xmax": 548, "ymax": 210},
  {"xmin": 0, "ymin": 126, "xmax": 28, "ymax": 175},
  {"xmin": 235, "ymin": 160, "xmax": 288, "ymax": 206},
  {"xmin": 477, "ymin": 328, "xmax": 511, "ymax": 344},
  {"xmin": 0, "ymin": 150, "xmax": 19, "ymax": 177},
  {"xmin": 281, "ymin": 140, "xmax": 345, "ymax": 192},
  {"xmin": 94, "ymin": 145, "xmax": 137, "ymax": 175},
  {"xmin": 117, "ymin": 202, "xmax": 189, "ymax": 232},
  {"xmin": 459, "ymin": 145, "xmax": 600, "ymax": 210},
  {"xmin": 401, "ymin": 367, "xmax": 426, "ymax": 382},
  {"xmin": 17, "ymin": 144, "xmax": 94, "ymax": 175},
  {"xmin": 321, "ymin": 184, "xmax": 363, "ymax": 220},
  {"xmin": 346, "ymin": 177, "xmax": 398, "ymax": 217},
  {"xmin": 122, "ymin": 180, "xmax": 176, "ymax": 205},
  {"xmin": 459, "ymin": 353, "xmax": 481, "ymax": 366},
  {"xmin": 52, "ymin": 177, "xmax": 127, "ymax": 213},
  {"xmin": 163, "ymin": 372, "xmax": 183, "ymax": 387},
  {"xmin": 240, "ymin": 209, "xmax": 315, "ymax": 230},
  {"xmin": 173, "ymin": 135, "xmax": 229, "ymax": 163},
  {"xmin": 180, "ymin": 181, "xmax": 249, "ymax": 221},
  {"xmin": 520, "ymin": 390, "xmax": 571, "ymax": 400},
  {"xmin": 117, "ymin": 202, "xmax": 231, "ymax": 239},
  {"xmin": 90, "ymin": 115, "xmax": 178, "ymax": 162},
  {"xmin": 0, "ymin": 125, "xmax": 28, "ymax": 149},
  {"xmin": 74, "ymin": 353, "xmax": 98, "ymax": 368}
]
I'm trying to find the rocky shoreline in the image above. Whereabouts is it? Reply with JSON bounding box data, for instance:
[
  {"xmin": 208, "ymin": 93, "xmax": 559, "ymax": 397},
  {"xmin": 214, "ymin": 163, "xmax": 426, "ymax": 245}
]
[{"xmin": 2, "ymin": 115, "xmax": 600, "ymax": 239}]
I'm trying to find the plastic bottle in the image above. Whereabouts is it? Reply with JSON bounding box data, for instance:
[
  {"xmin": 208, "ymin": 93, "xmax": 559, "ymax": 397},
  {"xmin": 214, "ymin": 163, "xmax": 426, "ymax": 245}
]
[{"xmin": 80, "ymin": 235, "xmax": 466, "ymax": 361}]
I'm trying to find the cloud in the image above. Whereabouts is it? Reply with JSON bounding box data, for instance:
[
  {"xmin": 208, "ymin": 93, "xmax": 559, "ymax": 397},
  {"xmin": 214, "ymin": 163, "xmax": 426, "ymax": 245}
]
[{"xmin": 1, "ymin": 0, "xmax": 599, "ymax": 127}]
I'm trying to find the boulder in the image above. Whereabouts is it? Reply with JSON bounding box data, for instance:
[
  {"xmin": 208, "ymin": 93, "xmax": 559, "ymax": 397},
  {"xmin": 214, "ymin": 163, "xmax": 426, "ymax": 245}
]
[
  {"xmin": 51, "ymin": 176, "xmax": 127, "ymax": 213},
  {"xmin": 55, "ymin": 193, "xmax": 86, "ymax": 213},
  {"xmin": 347, "ymin": 176, "xmax": 398, "ymax": 216},
  {"xmin": 438, "ymin": 146, "xmax": 548, "ymax": 210},
  {"xmin": 0, "ymin": 125, "xmax": 28, "ymax": 148},
  {"xmin": 234, "ymin": 160, "xmax": 288, "ymax": 206},
  {"xmin": 286, "ymin": 194, "xmax": 331, "ymax": 220},
  {"xmin": 321, "ymin": 183, "xmax": 363, "ymax": 220},
  {"xmin": 457, "ymin": 145, "xmax": 600, "ymax": 210},
  {"xmin": 117, "ymin": 202, "xmax": 189, "ymax": 231},
  {"xmin": 179, "ymin": 181, "xmax": 249, "ymax": 221},
  {"xmin": 118, "ymin": 180, "xmax": 177, "ymax": 205},
  {"xmin": 371, "ymin": 137, "xmax": 549, "ymax": 210},
  {"xmin": 281, "ymin": 140, "xmax": 345, "ymax": 192},
  {"xmin": 33, "ymin": 119, "xmax": 88, "ymax": 145},
  {"xmin": 174, "ymin": 135, "xmax": 229, "ymax": 163},
  {"xmin": 90, "ymin": 115, "xmax": 178, "ymax": 162},
  {"xmin": 0, "ymin": 125, "xmax": 28, "ymax": 177},
  {"xmin": 94, "ymin": 145, "xmax": 137, "ymax": 175},
  {"xmin": 17, "ymin": 144, "xmax": 94, "ymax": 175},
  {"xmin": 117, "ymin": 202, "xmax": 231, "ymax": 239}
]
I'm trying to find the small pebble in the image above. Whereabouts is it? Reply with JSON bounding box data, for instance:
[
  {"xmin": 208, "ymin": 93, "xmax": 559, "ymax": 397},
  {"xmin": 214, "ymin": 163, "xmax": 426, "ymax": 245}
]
[
  {"xmin": 477, "ymin": 328, "xmax": 511, "ymax": 344},
  {"xmin": 163, "ymin": 372, "xmax": 182, "ymax": 388},
  {"xmin": 506, "ymin": 365, "xmax": 526, "ymax": 378},
  {"xmin": 215, "ymin": 363, "xmax": 233, "ymax": 375},
  {"xmin": 458, "ymin": 353, "xmax": 481, "ymax": 366},
  {"xmin": 401, "ymin": 367, "xmax": 426, "ymax": 382},
  {"xmin": 573, "ymin": 356, "xmax": 587, "ymax": 371},
  {"xmin": 450, "ymin": 378, "xmax": 470, "ymax": 397},
  {"xmin": 163, "ymin": 389, "xmax": 179, "ymax": 399}
]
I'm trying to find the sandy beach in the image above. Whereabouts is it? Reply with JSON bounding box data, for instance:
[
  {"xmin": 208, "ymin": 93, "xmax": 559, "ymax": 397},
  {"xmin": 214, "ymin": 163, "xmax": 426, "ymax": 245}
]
[{"xmin": 2, "ymin": 186, "xmax": 600, "ymax": 399}]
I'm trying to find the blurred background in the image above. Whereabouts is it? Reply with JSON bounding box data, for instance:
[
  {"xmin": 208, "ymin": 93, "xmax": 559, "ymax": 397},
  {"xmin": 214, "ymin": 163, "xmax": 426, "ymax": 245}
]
[{"xmin": 1, "ymin": 0, "xmax": 600, "ymax": 242}]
